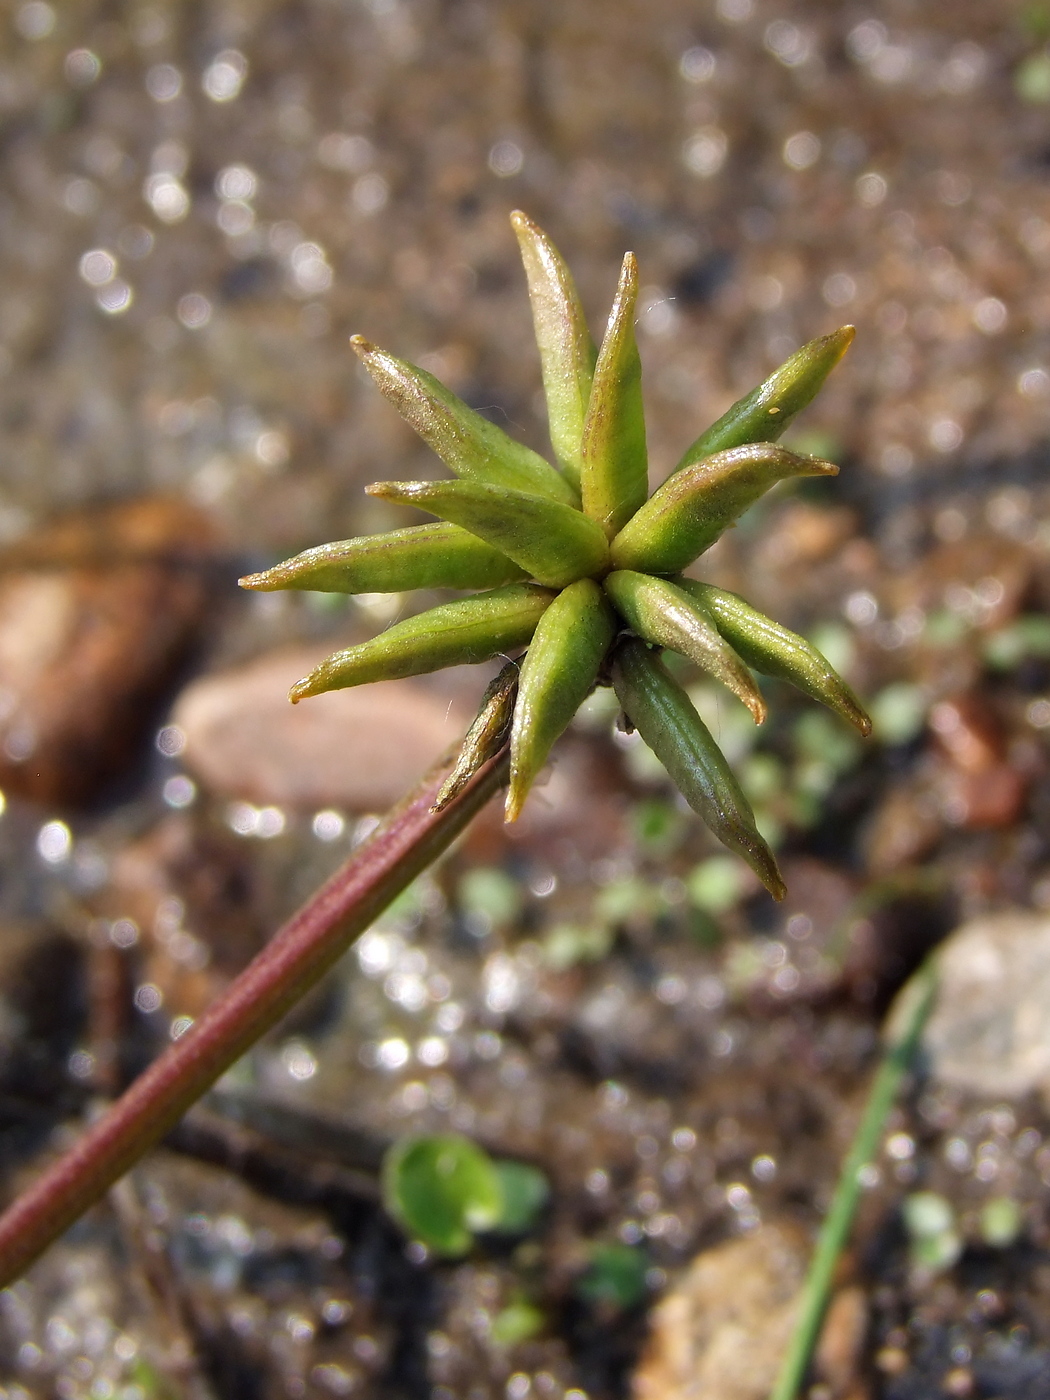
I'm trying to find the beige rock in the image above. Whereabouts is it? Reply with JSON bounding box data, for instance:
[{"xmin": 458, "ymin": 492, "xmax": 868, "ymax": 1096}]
[
  {"xmin": 923, "ymin": 911, "xmax": 1050, "ymax": 1101},
  {"xmin": 633, "ymin": 1223, "xmax": 806, "ymax": 1400},
  {"xmin": 634, "ymin": 1224, "xmax": 868, "ymax": 1400},
  {"xmin": 173, "ymin": 646, "xmax": 475, "ymax": 811}
]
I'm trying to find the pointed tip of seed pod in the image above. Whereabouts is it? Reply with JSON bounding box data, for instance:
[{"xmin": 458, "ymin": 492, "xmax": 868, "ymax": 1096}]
[
  {"xmin": 288, "ymin": 676, "xmax": 315, "ymax": 704},
  {"xmin": 619, "ymin": 250, "xmax": 638, "ymax": 292},
  {"xmin": 854, "ymin": 708, "xmax": 873, "ymax": 738},
  {"xmin": 364, "ymin": 480, "xmax": 401, "ymax": 499},
  {"xmin": 804, "ymin": 456, "xmax": 839, "ymax": 477},
  {"xmin": 238, "ymin": 571, "xmax": 268, "ymax": 591},
  {"xmin": 746, "ymin": 839, "xmax": 786, "ymax": 900},
  {"xmin": 504, "ymin": 787, "xmax": 525, "ymax": 823},
  {"xmin": 746, "ymin": 695, "xmax": 768, "ymax": 726},
  {"xmin": 349, "ymin": 334, "xmax": 373, "ymax": 357},
  {"xmin": 767, "ymin": 870, "xmax": 787, "ymax": 902},
  {"xmin": 509, "ymin": 209, "xmax": 533, "ymax": 233},
  {"xmin": 430, "ymin": 781, "xmax": 457, "ymax": 814}
]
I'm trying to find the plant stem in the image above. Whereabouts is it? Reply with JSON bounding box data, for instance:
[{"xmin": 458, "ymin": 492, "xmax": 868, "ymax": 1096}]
[
  {"xmin": 769, "ymin": 958, "xmax": 938, "ymax": 1400},
  {"xmin": 0, "ymin": 745, "xmax": 510, "ymax": 1288}
]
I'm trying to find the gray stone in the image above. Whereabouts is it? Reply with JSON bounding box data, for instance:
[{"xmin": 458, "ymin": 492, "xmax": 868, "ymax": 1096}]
[{"xmin": 923, "ymin": 912, "xmax": 1050, "ymax": 1100}]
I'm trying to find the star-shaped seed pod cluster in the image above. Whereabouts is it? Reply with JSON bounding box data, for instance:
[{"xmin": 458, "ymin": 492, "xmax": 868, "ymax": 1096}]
[{"xmin": 241, "ymin": 213, "xmax": 871, "ymax": 901}]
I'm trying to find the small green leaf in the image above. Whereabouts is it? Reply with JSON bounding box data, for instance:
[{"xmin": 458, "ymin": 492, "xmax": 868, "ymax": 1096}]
[
  {"xmin": 576, "ymin": 1243, "xmax": 648, "ymax": 1310},
  {"xmin": 612, "ymin": 639, "xmax": 785, "ymax": 899},
  {"xmin": 610, "ymin": 444, "xmax": 838, "ymax": 574},
  {"xmin": 507, "ymin": 579, "xmax": 617, "ymax": 819},
  {"xmin": 673, "ymin": 327, "xmax": 855, "ymax": 472},
  {"xmin": 289, "ymin": 582, "xmax": 555, "ymax": 700},
  {"xmin": 580, "ymin": 252, "xmax": 648, "ymax": 537},
  {"xmin": 490, "ymin": 1300, "xmax": 546, "ymax": 1346},
  {"xmin": 492, "ymin": 1160, "xmax": 549, "ymax": 1233},
  {"xmin": 867, "ymin": 681, "xmax": 926, "ymax": 745},
  {"xmin": 240, "ymin": 522, "xmax": 526, "ymax": 595},
  {"xmin": 1016, "ymin": 51, "xmax": 1050, "ymax": 103},
  {"xmin": 604, "ymin": 570, "xmax": 766, "ymax": 723},
  {"xmin": 511, "ymin": 210, "xmax": 596, "ymax": 490},
  {"xmin": 679, "ymin": 581, "xmax": 871, "ymax": 735},
  {"xmin": 687, "ymin": 855, "xmax": 748, "ymax": 913},
  {"xmin": 367, "ymin": 478, "xmax": 609, "ymax": 589},
  {"xmin": 458, "ymin": 866, "xmax": 522, "ymax": 928},
  {"xmin": 351, "ymin": 336, "xmax": 577, "ymax": 506},
  {"xmin": 432, "ymin": 662, "xmax": 519, "ymax": 812},
  {"xmin": 382, "ymin": 1134, "xmax": 503, "ymax": 1258},
  {"xmin": 902, "ymin": 1191, "xmax": 954, "ymax": 1238},
  {"xmin": 980, "ymin": 1196, "xmax": 1023, "ymax": 1248}
]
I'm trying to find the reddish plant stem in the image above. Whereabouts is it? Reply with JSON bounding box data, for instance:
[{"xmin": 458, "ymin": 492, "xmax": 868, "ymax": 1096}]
[{"xmin": 0, "ymin": 746, "xmax": 510, "ymax": 1288}]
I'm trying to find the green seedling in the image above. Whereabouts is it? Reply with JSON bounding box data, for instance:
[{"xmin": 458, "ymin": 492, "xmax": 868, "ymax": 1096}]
[
  {"xmin": 576, "ymin": 1242, "xmax": 649, "ymax": 1311},
  {"xmin": 980, "ymin": 1195, "xmax": 1023, "ymax": 1248},
  {"xmin": 381, "ymin": 1133, "xmax": 548, "ymax": 1257},
  {"xmin": 490, "ymin": 1299, "xmax": 547, "ymax": 1346},
  {"xmin": 902, "ymin": 1190, "xmax": 962, "ymax": 1273},
  {"xmin": 242, "ymin": 212, "xmax": 867, "ymax": 897}
]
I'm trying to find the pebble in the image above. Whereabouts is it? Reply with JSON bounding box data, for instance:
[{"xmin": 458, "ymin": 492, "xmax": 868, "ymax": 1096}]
[
  {"xmin": 0, "ymin": 497, "xmax": 216, "ymax": 806},
  {"xmin": 633, "ymin": 1226, "xmax": 869, "ymax": 1400},
  {"xmin": 173, "ymin": 645, "xmax": 474, "ymax": 810},
  {"xmin": 632, "ymin": 1222, "xmax": 806, "ymax": 1400},
  {"xmin": 923, "ymin": 912, "xmax": 1050, "ymax": 1100}
]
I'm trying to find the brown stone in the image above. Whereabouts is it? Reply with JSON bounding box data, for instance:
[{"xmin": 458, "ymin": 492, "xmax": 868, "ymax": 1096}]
[
  {"xmin": 0, "ymin": 497, "xmax": 217, "ymax": 807},
  {"xmin": 97, "ymin": 812, "xmax": 265, "ymax": 1023},
  {"xmin": 172, "ymin": 645, "xmax": 475, "ymax": 812},
  {"xmin": 633, "ymin": 1222, "xmax": 807, "ymax": 1400}
]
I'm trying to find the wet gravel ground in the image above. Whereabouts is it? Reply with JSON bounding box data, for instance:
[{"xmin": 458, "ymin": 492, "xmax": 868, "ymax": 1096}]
[{"xmin": 2, "ymin": 2, "xmax": 1050, "ymax": 1397}]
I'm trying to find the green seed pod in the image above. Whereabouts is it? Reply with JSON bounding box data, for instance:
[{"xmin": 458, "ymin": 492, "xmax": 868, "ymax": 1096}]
[
  {"xmin": 366, "ymin": 479, "xmax": 610, "ymax": 589},
  {"xmin": 609, "ymin": 443, "xmax": 838, "ymax": 575},
  {"xmin": 289, "ymin": 582, "xmax": 555, "ymax": 701},
  {"xmin": 239, "ymin": 522, "xmax": 526, "ymax": 595},
  {"xmin": 350, "ymin": 337, "xmax": 577, "ymax": 507},
  {"xmin": 674, "ymin": 327, "xmax": 855, "ymax": 473},
  {"xmin": 580, "ymin": 252, "xmax": 648, "ymax": 538},
  {"xmin": 603, "ymin": 570, "xmax": 766, "ymax": 723},
  {"xmin": 678, "ymin": 580, "xmax": 872, "ymax": 735},
  {"xmin": 507, "ymin": 578, "xmax": 617, "ymax": 820},
  {"xmin": 611, "ymin": 638, "xmax": 785, "ymax": 899},
  {"xmin": 432, "ymin": 661, "xmax": 520, "ymax": 813},
  {"xmin": 511, "ymin": 210, "xmax": 596, "ymax": 491}
]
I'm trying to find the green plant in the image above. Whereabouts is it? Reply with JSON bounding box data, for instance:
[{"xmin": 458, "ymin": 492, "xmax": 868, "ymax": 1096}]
[
  {"xmin": 771, "ymin": 958, "xmax": 938, "ymax": 1400},
  {"xmin": 242, "ymin": 211, "xmax": 869, "ymax": 898},
  {"xmin": 381, "ymin": 1133, "xmax": 548, "ymax": 1257},
  {"xmin": 0, "ymin": 213, "xmax": 866, "ymax": 1287},
  {"xmin": 575, "ymin": 1241, "xmax": 649, "ymax": 1311}
]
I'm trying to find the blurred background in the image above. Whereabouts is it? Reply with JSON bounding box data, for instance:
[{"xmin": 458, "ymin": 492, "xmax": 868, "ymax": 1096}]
[{"xmin": 1, "ymin": 3, "xmax": 1050, "ymax": 1398}]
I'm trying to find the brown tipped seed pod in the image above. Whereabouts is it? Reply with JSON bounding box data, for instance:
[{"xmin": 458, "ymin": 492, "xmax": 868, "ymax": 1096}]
[{"xmin": 244, "ymin": 213, "xmax": 866, "ymax": 893}]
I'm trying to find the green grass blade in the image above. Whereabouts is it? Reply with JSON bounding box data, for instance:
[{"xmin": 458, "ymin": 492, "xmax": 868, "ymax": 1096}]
[{"xmin": 769, "ymin": 958, "xmax": 938, "ymax": 1400}]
